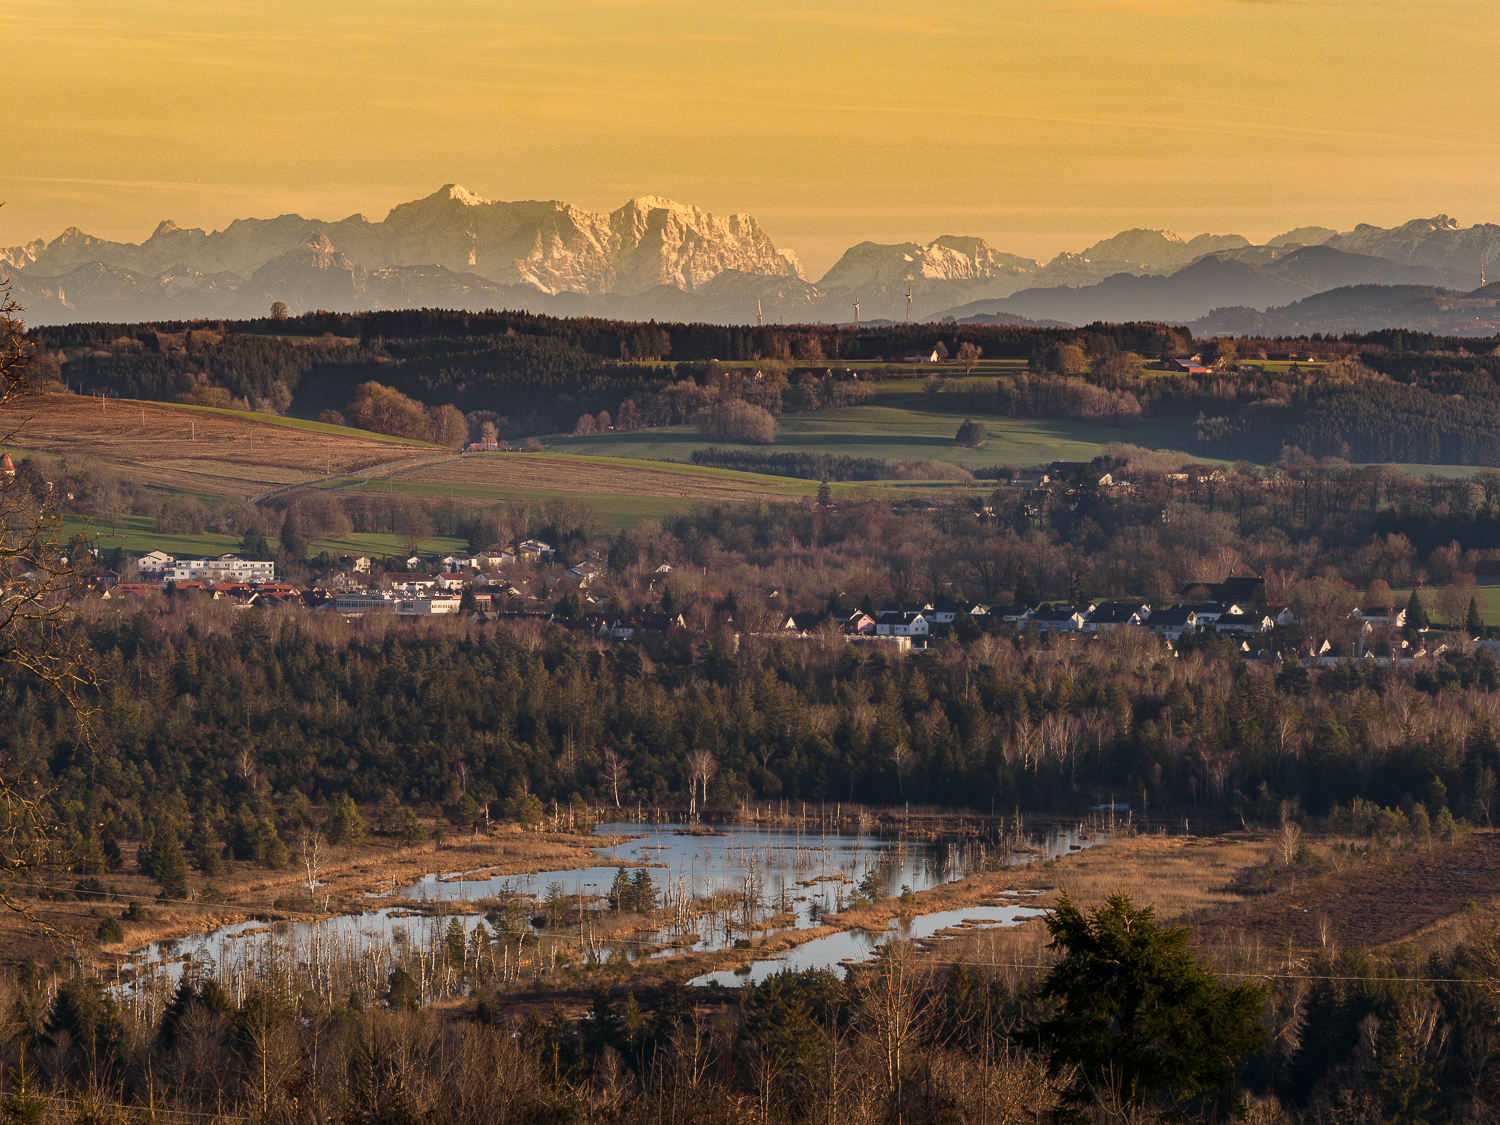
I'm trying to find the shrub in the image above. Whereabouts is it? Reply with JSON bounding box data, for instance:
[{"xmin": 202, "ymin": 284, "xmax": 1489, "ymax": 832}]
[
  {"xmin": 955, "ymin": 418, "xmax": 988, "ymax": 447},
  {"xmin": 699, "ymin": 399, "xmax": 775, "ymax": 444},
  {"xmin": 97, "ymin": 917, "xmax": 123, "ymax": 944}
]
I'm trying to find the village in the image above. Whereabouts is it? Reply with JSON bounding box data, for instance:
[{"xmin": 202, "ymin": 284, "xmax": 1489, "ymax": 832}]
[{"xmin": 57, "ymin": 543, "xmax": 1482, "ymax": 671}]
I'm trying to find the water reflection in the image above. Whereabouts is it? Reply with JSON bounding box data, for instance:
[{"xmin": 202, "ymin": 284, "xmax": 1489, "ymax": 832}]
[{"xmin": 126, "ymin": 821, "xmax": 1098, "ymax": 983}]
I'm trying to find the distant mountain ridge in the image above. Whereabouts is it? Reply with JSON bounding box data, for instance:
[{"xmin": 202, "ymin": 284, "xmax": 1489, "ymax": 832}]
[{"xmin": 3, "ymin": 189, "xmax": 1498, "ymax": 330}]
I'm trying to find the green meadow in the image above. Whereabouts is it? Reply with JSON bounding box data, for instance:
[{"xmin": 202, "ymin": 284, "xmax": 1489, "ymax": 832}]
[{"xmin": 547, "ymin": 406, "xmax": 1200, "ymax": 470}]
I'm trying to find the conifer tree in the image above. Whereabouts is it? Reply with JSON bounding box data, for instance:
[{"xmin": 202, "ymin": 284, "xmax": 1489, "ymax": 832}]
[
  {"xmin": 154, "ymin": 818, "xmax": 189, "ymax": 901},
  {"xmin": 325, "ymin": 795, "xmax": 368, "ymax": 846},
  {"xmin": 1407, "ymin": 588, "xmax": 1429, "ymax": 630},
  {"xmin": 136, "ymin": 820, "xmax": 158, "ymax": 880},
  {"xmin": 257, "ymin": 819, "xmax": 289, "ymax": 869}
]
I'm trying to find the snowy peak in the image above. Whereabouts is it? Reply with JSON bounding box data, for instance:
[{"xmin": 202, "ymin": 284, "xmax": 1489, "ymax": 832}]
[
  {"xmin": 817, "ymin": 236, "xmax": 1037, "ymax": 291},
  {"xmin": 446, "ymin": 184, "xmax": 491, "ymax": 207}
]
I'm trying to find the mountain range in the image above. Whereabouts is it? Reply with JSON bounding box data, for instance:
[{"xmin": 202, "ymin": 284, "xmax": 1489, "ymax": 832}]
[{"xmin": 5, "ymin": 187, "xmax": 1500, "ymax": 334}]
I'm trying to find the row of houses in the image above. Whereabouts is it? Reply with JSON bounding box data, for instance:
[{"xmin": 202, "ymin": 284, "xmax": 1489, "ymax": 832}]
[{"xmin": 809, "ymin": 598, "xmax": 1299, "ymax": 643}]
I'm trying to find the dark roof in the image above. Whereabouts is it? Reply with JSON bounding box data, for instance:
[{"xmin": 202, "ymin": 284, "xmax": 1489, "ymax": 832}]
[
  {"xmin": 1147, "ymin": 606, "xmax": 1197, "ymax": 626},
  {"xmin": 1032, "ymin": 605, "xmax": 1083, "ymax": 622},
  {"xmin": 1088, "ymin": 605, "xmax": 1139, "ymax": 624}
]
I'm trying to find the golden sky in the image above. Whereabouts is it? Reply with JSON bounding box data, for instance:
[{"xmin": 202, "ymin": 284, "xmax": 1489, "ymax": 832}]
[{"xmin": 4, "ymin": 0, "xmax": 1497, "ymax": 277}]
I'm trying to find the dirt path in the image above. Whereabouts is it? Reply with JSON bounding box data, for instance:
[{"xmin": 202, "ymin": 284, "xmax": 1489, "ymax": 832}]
[{"xmin": 247, "ymin": 452, "xmax": 464, "ymax": 506}]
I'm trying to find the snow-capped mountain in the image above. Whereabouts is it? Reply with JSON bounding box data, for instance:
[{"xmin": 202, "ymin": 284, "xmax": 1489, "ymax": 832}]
[
  {"xmin": 5, "ymin": 193, "xmax": 1499, "ymax": 328},
  {"xmin": 814, "ymin": 236, "xmax": 1041, "ymax": 320},
  {"xmin": 6, "ymin": 186, "xmax": 800, "ymax": 307}
]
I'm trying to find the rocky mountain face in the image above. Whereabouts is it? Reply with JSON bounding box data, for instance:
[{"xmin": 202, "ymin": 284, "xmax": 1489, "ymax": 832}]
[
  {"xmin": 1322, "ymin": 216, "xmax": 1500, "ymax": 276},
  {"xmin": 814, "ymin": 236, "xmax": 1041, "ymax": 321},
  {"xmin": 5, "ymin": 193, "xmax": 1500, "ymax": 329},
  {"xmin": 5, "ymin": 186, "xmax": 802, "ymax": 322},
  {"xmin": 1025, "ymin": 228, "xmax": 1252, "ymax": 290}
]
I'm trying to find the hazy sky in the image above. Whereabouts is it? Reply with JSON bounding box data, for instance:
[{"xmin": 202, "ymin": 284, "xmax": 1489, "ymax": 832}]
[{"xmin": 4, "ymin": 0, "xmax": 1497, "ymax": 278}]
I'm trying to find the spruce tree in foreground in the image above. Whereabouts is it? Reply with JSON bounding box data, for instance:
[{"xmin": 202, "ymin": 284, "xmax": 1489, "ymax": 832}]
[{"xmin": 1028, "ymin": 892, "xmax": 1265, "ymax": 1121}]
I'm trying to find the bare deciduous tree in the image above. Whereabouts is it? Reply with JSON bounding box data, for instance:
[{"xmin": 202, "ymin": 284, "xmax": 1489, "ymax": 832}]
[
  {"xmin": 300, "ymin": 828, "xmax": 327, "ymax": 901},
  {"xmin": 1276, "ymin": 819, "xmax": 1303, "ymax": 868},
  {"xmin": 856, "ymin": 941, "xmax": 931, "ymax": 1124},
  {"xmin": 685, "ymin": 749, "xmax": 717, "ymax": 817},
  {"xmin": 599, "ymin": 748, "xmax": 629, "ymax": 808},
  {"xmin": 0, "ymin": 282, "xmax": 100, "ymax": 920}
]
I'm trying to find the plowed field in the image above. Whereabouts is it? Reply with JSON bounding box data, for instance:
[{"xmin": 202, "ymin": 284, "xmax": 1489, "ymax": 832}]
[{"xmin": 3, "ymin": 394, "xmax": 423, "ymax": 499}]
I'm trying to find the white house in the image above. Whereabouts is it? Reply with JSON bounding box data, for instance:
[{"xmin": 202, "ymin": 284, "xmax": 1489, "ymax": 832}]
[
  {"xmin": 519, "ymin": 539, "xmax": 554, "ymax": 560},
  {"xmin": 1184, "ymin": 602, "xmax": 1228, "ymax": 625},
  {"xmin": 1218, "ymin": 606, "xmax": 1276, "ymax": 634},
  {"xmin": 928, "ymin": 600, "xmax": 990, "ymax": 625},
  {"xmin": 1352, "ymin": 605, "xmax": 1407, "ymax": 629},
  {"xmin": 875, "ymin": 611, "xmax": 930, "ymax": 637},
  {"xmin": 901, "ymin": 347, "xmax": 942, "ymax": 364},
  {"xmin": 1084, "ymin": 603, "xmax": 1149, "ymax": 632},
  {"xmin": 998, "ymin": 605, "xmax": 1034, "ymax": 626},
  {"xmin": 1030, "ymin": 605, "xmax": 1088, "ymax": 633},
  {"xmin": 1145, "ymin": 607, "xmax": 1199, "ymax": 639},
  {"xmin": 138, "ymin": 550, "xmax": 174, "ymax": 574}
]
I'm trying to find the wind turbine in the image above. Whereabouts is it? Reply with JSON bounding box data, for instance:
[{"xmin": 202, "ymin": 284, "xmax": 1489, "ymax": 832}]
[
  {"xmin": 757, "ymin": 299, "xmax": 764, "ymax": 327},
  {"xmin": 905, "ymin": 282, "xmax": 913, "ymax": 326},
  {"xmin": 853, "ymin": 296, "xmax": 860, "ymax": 324}
]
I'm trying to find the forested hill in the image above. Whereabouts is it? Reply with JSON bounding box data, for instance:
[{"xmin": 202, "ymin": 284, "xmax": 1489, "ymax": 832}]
[
  {"xmin": 28, "ymin": 313, "xmax": 1186, "ymax": 437},
  {"xmin": 29, "ymin": 308, "xmax": 1500, "ymax": 463}
]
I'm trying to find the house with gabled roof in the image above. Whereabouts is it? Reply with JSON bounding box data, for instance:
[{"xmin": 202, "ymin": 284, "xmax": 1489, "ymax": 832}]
[
  {"xmin": 1145, "ymin": 606, "xmax": 1198, "ymax": 639},
  {"xmin": 1084, "ymin": 603, "xmax": 1149, "ymax": 632},
  {"xmin": 1030, "ymin": 605, "xmax": 1088, "ymax": 633},
  {"xmin": 875, "ymin": 610, "xmax": 930, "ymax": 638}
]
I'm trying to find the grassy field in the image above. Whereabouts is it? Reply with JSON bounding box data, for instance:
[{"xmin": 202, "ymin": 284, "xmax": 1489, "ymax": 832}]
[
  {"xmin": 59, "ymin": 513, "xmax": 471, "ymax": 560},
  {"xmin": 547, "ymin": 406, "xmax": 1201, "ymax": 469},
  {"xmin": 1384, "ymin": 586, "xmax": 1500, "ymax": 625}
]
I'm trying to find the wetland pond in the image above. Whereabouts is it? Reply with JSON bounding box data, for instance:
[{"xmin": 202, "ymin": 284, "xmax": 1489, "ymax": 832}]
[{"xmin": 126, "ymin": 821, "xmax": 1099, "ymax": 989}]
